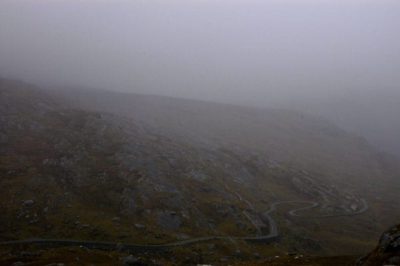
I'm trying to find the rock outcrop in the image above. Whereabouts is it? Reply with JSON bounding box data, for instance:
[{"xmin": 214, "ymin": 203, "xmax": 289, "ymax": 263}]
[{"xmin": 358, "ymin": 224, "xmax": 400, "ymax": 266}]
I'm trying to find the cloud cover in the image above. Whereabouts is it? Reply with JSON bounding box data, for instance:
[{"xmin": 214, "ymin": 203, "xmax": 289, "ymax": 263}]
[{"xmin": 0, "ymin": 0, "xmax": 399, "ymax": 105}]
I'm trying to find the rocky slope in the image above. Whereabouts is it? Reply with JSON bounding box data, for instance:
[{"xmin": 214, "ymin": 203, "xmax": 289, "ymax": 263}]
[
  {"xmin": 52, "ymin": 87, "xmax": 395, "ymax": 188},
  {"xmin": 357, "ymin": 224, "xmax": 400, "ymax": 266},
  {"xmin": 1, "ymin": 78, "xmax": 400, "ymax": 264}
]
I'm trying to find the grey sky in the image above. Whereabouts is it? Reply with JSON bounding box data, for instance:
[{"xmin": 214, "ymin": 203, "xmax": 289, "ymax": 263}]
[{"xmin": 0, "ymin": 0, "xmax": 399, "ymax": 105}]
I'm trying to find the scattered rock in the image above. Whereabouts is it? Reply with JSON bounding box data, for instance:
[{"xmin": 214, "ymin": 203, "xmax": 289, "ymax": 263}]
[
  {"xmin": 134, "ymin": 223, "xmax": 145, "ymax": 229},
  {"xmin": 157, "ymin": 210, "xmax": 182, "ymax": 230},
  {"xmin": 22, "ymin": 200, "xmax": 34, "ymax": 207},
  {"xmin": 253, "ymin": 252, "xmax": 261, "ymax": 259},
  {"xmin": 122, "ymin": 255, "xmax": 145, "ymax": 266},
  {"xmin": 116, "ymin": 242, "xmax": 125, "ymax": 252},
  {"xmin": 29, "ymin": 218, "xmax": 39, "ymax": 224}
]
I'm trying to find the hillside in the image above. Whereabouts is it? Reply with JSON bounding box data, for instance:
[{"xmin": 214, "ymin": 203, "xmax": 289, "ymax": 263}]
[
  {"xmin": 51, "ymin": 87, "xmax": 399, "ymax": 189},
  {"xmin": 1, "ymin": 79, "xmax": 400, "ymax": 265},
  {"xmin": 283, "ymin": 91, "xmax": 400, "ymax": 159}
]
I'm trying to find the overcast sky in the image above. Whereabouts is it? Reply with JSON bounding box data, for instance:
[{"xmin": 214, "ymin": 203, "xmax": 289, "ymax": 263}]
[{"xmin": 0, "ymin": 0, "xmax": 399, "ymax": 106}]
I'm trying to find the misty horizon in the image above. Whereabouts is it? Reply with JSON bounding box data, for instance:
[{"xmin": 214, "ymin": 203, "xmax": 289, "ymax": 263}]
[{"xmin": 1, "ymin": 0, "xmax": 399, "ymax": 105}]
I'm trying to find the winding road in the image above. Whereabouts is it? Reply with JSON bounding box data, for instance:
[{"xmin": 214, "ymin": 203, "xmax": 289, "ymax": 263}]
[{"xmin": 0, "ymin": 198, "xmax": 369, "ymax": 252}]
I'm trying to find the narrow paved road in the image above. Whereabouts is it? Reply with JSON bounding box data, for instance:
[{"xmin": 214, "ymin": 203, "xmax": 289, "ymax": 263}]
[{"xmin": 0, "ymin": 198, "xmax": 369, "ymax": 251}]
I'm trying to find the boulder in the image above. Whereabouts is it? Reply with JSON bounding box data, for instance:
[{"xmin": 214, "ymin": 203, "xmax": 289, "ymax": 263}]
[
  {"xmin": 122, "ymin": 255, "xmax": 145, "ymax": 266},
  {"xmin": 22, "ymin": 200, "xmax": 34, "ymax": 207},
  {"xmin": 358, "ymin": 224, "xmax": 400, "ymax": 266}
]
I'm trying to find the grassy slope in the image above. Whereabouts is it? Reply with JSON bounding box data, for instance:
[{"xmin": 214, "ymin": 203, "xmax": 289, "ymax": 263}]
[
  {"xmin": 1, "ymin": 79, "xmax": 400, "ymax": 262},
  {"xmin": 52, "ymin": 86, "xmax": 400, "ymax": 251}
]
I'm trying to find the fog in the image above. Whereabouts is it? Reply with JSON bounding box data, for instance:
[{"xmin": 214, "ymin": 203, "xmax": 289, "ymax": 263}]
[{"xmin": 1, "ymin": 0, "xmax": 399, "ymax": 156}]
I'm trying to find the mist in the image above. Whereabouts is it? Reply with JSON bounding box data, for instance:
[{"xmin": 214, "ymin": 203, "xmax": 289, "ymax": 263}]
[
  {"xmin": 2, "ymin": 1, "xmax": 400, "ymax": 263},
  {"xmin": 1, "ymin": 0, "xmax": 400, "ymax": 155}
]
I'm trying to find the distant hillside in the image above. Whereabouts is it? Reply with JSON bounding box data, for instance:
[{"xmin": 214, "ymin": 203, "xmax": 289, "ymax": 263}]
[
  {"xmin": 51, "ymin": 87, "xmax": 399, "ymax": 189},
  {"xmin": 283, "ymin": 91, "xmax": 400, "ymax": 159},
  {"xmin": 1, "ymin": 79, "xmax": 400, "ymax": 264}
]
